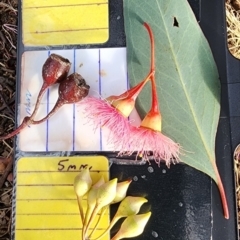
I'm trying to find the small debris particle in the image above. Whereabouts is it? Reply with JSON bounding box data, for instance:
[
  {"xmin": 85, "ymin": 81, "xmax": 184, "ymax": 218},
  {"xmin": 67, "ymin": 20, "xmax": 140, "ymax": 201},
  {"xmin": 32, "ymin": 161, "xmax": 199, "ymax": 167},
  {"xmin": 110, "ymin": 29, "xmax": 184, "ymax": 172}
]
[
  {"xmin": 148, "ymin": 166, "xmax": 154, "ymax": 173},
  {"xmin": 99, "ymin": 69, "xmax": 107, "ymax": 77},
  {"xmin": 0, "ymin": 161, "xmax": 6, "ymax": 173},
  {"xmin": 179, "ymin": 202, "xmax": 183, "ymax": 207},
  {"xmin": 162, "ymin": 169, "xmax": 166, "ymax": 174},
  {"xmin": 133, "ymin": 176, "xmax": 138, "ymax": 181},
  {"xmin": 151, "ymin": 231, "xmax": 158, "ymax": 238},
  {"xmin": 1, "ymin": 193, "xmax": 10, "ymax": 205},
  {"xmin": 141, "ymin": 175, "xmax": 147, "ymax": 180},
  {"xmin": 117, "ymin": 16, "xmax": 121, "ymax": 20}
]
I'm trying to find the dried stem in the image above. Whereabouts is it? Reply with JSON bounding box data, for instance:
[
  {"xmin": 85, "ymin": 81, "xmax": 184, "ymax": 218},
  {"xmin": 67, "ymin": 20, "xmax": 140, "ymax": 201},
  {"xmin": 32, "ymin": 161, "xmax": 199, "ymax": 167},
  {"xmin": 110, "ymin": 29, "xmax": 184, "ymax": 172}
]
[
  {"xmin": 31, "ymin": 99, "xmax": 64, "ymax": 125},
  {"xmin": 0, "ymin": 83, "xmax": 53, "ymax": 140},
  {"xmin": 0, "ymin": 2, "xmax": 17, "ymax": 14}
]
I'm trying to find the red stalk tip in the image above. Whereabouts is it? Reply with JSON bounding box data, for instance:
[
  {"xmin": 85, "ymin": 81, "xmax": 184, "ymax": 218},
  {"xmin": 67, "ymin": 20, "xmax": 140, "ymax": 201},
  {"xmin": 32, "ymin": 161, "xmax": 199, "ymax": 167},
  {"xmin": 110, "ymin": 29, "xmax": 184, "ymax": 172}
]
[
  {"xmin": 212, "ymin": 161, "xmax": 229, "ymax": 219},
  {"xmin": 143, "ymin": 23, "xmax": 155, "ymax": 74}
]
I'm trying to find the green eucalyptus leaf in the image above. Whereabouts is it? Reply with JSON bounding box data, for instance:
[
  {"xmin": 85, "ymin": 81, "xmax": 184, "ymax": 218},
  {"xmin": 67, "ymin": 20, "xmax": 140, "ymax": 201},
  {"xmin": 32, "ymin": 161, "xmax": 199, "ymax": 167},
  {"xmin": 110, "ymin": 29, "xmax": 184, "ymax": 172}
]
[{"xmin": 123, "ymin": 0, "xmax": 228, "ymax": 218}]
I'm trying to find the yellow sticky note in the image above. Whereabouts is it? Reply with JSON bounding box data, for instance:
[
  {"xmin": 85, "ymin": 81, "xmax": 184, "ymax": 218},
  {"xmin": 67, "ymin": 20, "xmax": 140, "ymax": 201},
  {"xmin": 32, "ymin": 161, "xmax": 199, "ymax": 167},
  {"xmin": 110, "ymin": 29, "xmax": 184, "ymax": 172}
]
[
  {"xmin": 22, "ymin": 0, "xmax": 109, "ymax": 46},
  {"xmin": 15, "ymin": 156, "xmax": 110, "ymax": 240}
]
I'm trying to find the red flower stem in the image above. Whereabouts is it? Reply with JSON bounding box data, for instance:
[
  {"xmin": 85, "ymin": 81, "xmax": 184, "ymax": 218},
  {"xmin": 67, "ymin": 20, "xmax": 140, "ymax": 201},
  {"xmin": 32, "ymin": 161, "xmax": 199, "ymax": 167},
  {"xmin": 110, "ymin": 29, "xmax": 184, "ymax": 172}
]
[
  {"xmin": 150, "ymin": 75, "xmax": 160, "ymax": 113},
  {"xmin": 0, "ymin": 82, "xmax": 49, "ymax": 140},
  {"xmin": 143, "ymin": 22, "xmax": 159, "ymax": 114},
  {"xmin": 117, "ymin": 71, "xmax": 154, "ymax": 101},
  {"xmin": 143, "ymin": 23, "xmax": 155, "ymax": 74}
]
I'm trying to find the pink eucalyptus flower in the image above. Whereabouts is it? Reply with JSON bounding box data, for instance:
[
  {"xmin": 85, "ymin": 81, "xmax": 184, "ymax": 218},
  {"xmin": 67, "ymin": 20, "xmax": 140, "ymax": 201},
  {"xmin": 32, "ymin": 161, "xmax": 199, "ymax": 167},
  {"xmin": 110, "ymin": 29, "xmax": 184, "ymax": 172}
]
[
  {"xmin": 81, "ymin": 70, "xmax": 154, "ymax": 148},
  {"xmin": 117, "ymin": 23, "xmax": 181, "ymax": 165},
  {"xmin": 81, "ymin": 96, "xmax": 131, "ymax": 147},
  {"xmin": 82, "ymin": 22, "xmax": 181, "ymax": 165},
  {"xmin": 118, "ymin": 125, "xmax": 181, "ymax": 167}
]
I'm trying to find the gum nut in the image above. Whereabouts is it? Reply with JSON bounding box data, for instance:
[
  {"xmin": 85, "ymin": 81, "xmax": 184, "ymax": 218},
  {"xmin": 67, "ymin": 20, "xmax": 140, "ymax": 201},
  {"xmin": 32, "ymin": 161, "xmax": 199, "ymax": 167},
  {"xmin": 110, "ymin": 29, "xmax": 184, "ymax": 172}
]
[
  {"xmin": 42, "ymin": 53, "xmax": 71, "ymax": 85},
  {"xmin": 58, "ymin": 73, "xmax": 90, "ymax": 104}
]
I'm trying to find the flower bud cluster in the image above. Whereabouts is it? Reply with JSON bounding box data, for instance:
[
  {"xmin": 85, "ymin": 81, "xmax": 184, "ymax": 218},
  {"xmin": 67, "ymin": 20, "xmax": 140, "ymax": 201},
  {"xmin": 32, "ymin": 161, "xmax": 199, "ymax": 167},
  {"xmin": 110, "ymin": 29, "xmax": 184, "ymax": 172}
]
[{"xmin": 73, "ymin": 169, "xmax": 151, "ymax": 240}]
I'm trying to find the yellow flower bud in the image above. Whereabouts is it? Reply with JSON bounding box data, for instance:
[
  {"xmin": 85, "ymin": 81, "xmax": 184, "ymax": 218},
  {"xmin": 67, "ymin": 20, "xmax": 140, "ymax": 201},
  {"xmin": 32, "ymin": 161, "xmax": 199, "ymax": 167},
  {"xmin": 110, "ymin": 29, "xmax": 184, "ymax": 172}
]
[
  {"xmin": 96, "ymin": 178, "xmax": 118, "ymax": 208},
  {"xmin": 88, "ymin": 176, "xmax": 105, "ymax": 205},
  {"xmin": 73, "ymin": 168, "xmax": 92, "ymax": 197},
  {"xmin": 84, "ymin": 176, "xmax": 105, "ymax": 228},
  {"xmin": 112, "ymin": 180, "xmax": 132, "ymax": 204},
  {"xmin": 83, "ymin": 178, "xmax": 117, "ymax": 239},
  {"xmin": 115, "ymin": 196, "xmax": 148, "ymax": 217},
  {"xmin": 112, "ymin": 212, "xmax": 151, "ymax": 240}
]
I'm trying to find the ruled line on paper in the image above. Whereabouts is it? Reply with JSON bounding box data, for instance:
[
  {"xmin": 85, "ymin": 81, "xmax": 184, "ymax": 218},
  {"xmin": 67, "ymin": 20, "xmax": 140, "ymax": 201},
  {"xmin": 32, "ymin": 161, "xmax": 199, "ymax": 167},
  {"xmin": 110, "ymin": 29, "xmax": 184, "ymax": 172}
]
[
  {"xmin": 99, "ymin": 49, "xmax": 103, "ymax": 151},
  {"xmin": 17, "ymin": 213, "xmax": 80, "ymax": 215},
  {"xmin": 28, "ymin": 27, "xmax": 108, "ymax": 34},
  {"xmin": 72, "ymin": 49, "xmax": 76, "ymax": 151},
  {"xmin": 17, "ymin": 184, "xmax": 73, "ymax": 187},
  {"xmin": 17, "ymin": 170, "xmax": 109, "ymax": 173},
  {"xmin": 17, "ymin": 212, "xmax": 108, "ymax": 216},
  {"xmin": 24, "ymin": 2, "xmax": 108, "ymax": 9},
  {"xmin": 22, "ymin": 0, "xmax": 109, "ymax": 46},
  {"xmin": 16, "ymin": 228, "xmax": 105, "ymax": 231},
  {"xmin": 16, "ymin": 199, "xmax": 77, "ymax": 201},
  {"xmin": 46, "ymin": 51, "xmax": 50, "ymax": 152}
]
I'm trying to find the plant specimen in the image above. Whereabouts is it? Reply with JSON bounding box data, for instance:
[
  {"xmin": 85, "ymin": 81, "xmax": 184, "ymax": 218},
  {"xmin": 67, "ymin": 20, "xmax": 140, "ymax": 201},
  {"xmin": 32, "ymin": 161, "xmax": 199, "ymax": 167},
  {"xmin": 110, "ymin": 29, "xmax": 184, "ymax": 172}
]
[
  {"xmin": 82, "ymin": 68, "xmax": 154, "ymax": 148},
  {"xmin": 28, "ymin": 72, "xmax": 89, "ymax": 125},
  {"xmin": 123, "ymin": 0, "xmax": 228, "ymax": 219},
  {"xmin": 73, "ymin": 170, "xmax": 151, "ymax": 240},
  {"xmin": 0, "ymin": 54, "xmax": 89, "ymax": 140},
  {"xmin": 82, "ymin": 22, "xmax": 180, "ymax": 166}
]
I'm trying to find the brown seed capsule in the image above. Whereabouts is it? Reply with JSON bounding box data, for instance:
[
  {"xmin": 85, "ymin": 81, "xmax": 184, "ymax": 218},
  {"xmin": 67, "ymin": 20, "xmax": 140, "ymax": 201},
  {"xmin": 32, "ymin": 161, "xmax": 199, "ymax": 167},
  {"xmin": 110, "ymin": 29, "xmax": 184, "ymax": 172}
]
[
  {"xmin": 58, "ymin": 72, "xmax": 90, "ymax": 104},
  {"xmin": 31, "ymin": 73, "xmax": 90, "ymax": 125},
  {"xmin": 42, "ymin": 53, "xmax": 71, "ymax": 85}
]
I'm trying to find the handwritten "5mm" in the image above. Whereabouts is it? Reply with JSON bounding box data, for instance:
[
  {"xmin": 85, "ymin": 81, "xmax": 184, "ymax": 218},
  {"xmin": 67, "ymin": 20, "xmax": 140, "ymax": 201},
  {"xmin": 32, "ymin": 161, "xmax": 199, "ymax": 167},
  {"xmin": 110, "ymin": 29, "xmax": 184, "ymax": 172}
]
[{"xmin": 57, "ymin": 159, "xmax": 93, "ymax": 171}]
